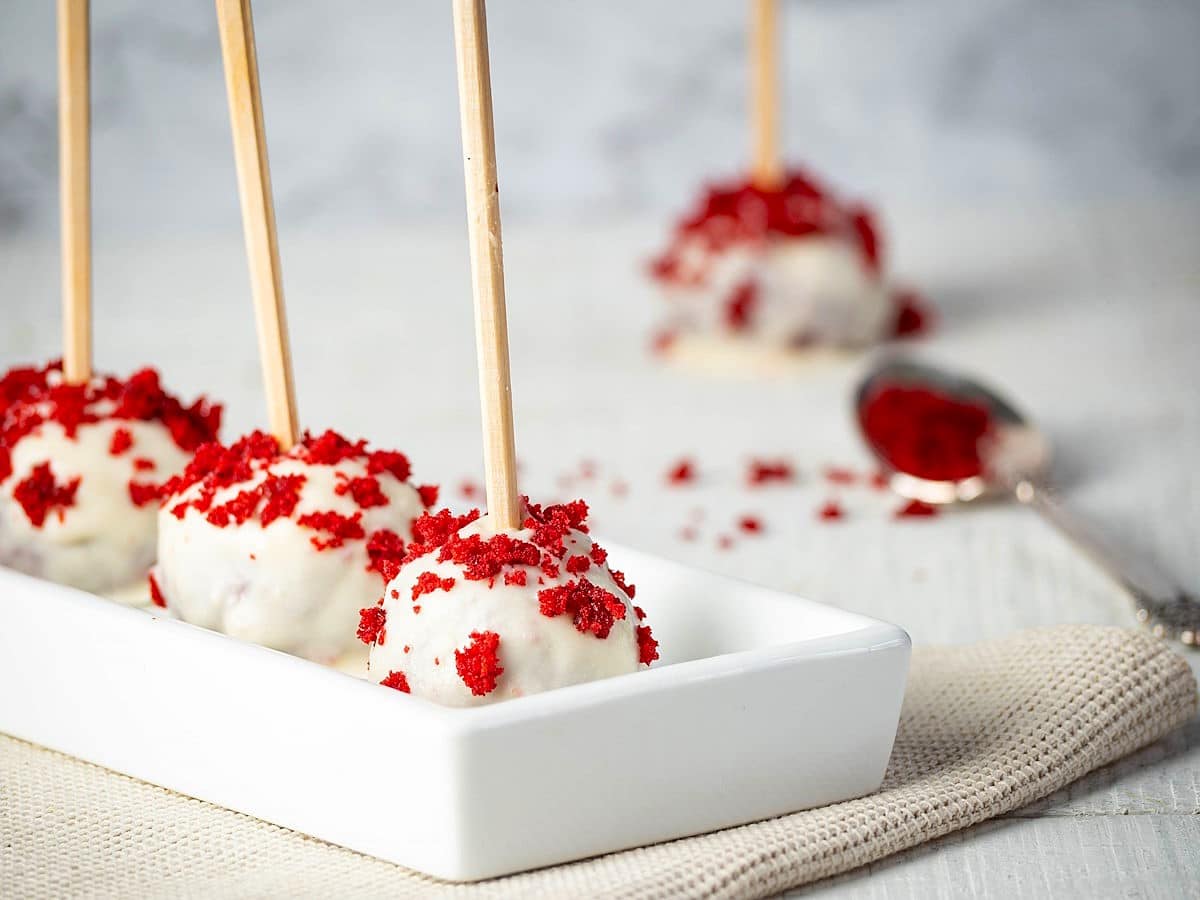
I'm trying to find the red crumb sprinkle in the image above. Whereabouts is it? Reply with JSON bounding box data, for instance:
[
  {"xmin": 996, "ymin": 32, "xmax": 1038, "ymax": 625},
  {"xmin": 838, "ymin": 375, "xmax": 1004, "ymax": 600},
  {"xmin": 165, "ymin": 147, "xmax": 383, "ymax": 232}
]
[
  {"xmin": 666, "ymin": 458, "xmax": 696, "ymax": 485},
  {"xmin": 680, "ymin": 526, "xmax": 698, "ymax": 541},
  {"xmin": 717, "ymin": 535, "xmax": 734, "ymax": 550},
  {"xmin": 650, "ymin": 329, "xmax": 677, "ymax": 355},
  {"xmin": 438, "ymin": 532, "xmax": 540, "ymax": 582},
  {"xmin": 817, "ymin": 500, "xmax": 845, "ymax": 521},
  {"xmin": 412, "ymin": 571, "xmax": 456, "ymax": 601},
  {"xmin": 892, "ymin": 290, "xmax": 933, "ymax": 338},
  {"xmin": 366, "ymin": 449, "xmax": 412, "ymax": 482},
  {"xmin": 1, "ymin": 363, "xmax": 220, "ymax": 491},
  {"xmin": 871, "ymin": 470, "xmax": 891, "ymax": 490},
  {"xmin": 522, "ymin": 497, "xmax": 589, "ymax": 558},
  {"xmin": 403, "ymin": 508, "xmax": 481, "ymax": 563},
  {"xmin": 380, "ymin": 670, "xmax": 411, "ymax": 693},
  {"xmin": 132, "ymin": 457, "xmax": 156, "ymax": 472},
  {"xmin": 128, "ymin": 481, "xmax": 160, "ymax": 508},
  {"xmin": 504, "ymin": 568, "xmax": 528, "ymax": 587},
  {"xmin": 335, "ymin": 473, "xmax": 389, "ymax": 509},
  {"xmin": 538, "ymin": 579, "xmax": 628, "ymax": 639},
  {"xmin": 608, "ymin": 568, "xmax": 636, "ymax": 600},
  {"xmin": 738, "ymin": 515, "xmax": 764, "ymax": 535},
  {"xmin": 109, "ymin": 428, "xmax": 133, "ymax": 456},
  {"xmin": 366, "ymin": 529, "xmax": 408, "ymax": 582},
  {"xmin": 610, "ymin": 479, "xmax": 629, "ymax": 498},
  {"xmin": 650, "ymin": 169, "xmax": 883, "ymax": 290},
  {"xmin": 824, "ymin": 466, "xmax": 857, "ymax": 485},
  {"xmin": 417, "ymin": 484, "xmax": 439, "ymax": 508},
  {"xmin": 637, "ymin": 625, "xmax": 659, "ymax": 666},
  {"xmin": 589, "ymin": 543, "xmax": 608, "ymax": 566},
  {"xmin": 747, "ymin": 459, "xmax": 795, "ymax": 486},
  {"xmin": 147, "ymin": 572, "xmax": 167, "ymax": 608},
  {"xmin": 459, "ymin": 480, "xmax": 481, "ymax": 500},
  {"xmin": 565, "ymin": 554, "xmax": 591, "ymax": 575},
  {"xmin": 357, "ymin": 605, "xmax": 387, "ymax": 645},
  {"xmin": 725, "ymin": 279, "xmax": 759, "ymax": 331},
  {"xmin": 297, "ymin": 510, "xmax": 365, "ymax": 549},
  {"xmin": 13, "ymin": 463, "xmax": 80, "ymax": 527},
  {"xmin": 455, "ymin": 630, "xmax": 504, "ymax": 696},
  {"xmin": 579, "ymin": 459, "xmax": 598, "ymax": 479},
  {"xmin": 896, "ymin": 499, "xmax": 939, "ymax": 519}
]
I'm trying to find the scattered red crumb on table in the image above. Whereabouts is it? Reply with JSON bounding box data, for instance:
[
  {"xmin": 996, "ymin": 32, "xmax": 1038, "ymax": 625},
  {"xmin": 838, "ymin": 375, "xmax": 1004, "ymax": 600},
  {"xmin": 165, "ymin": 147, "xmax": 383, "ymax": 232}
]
[
  {"xmin": 666, "ymin": 458, "xmax": 696, "ymax": 485},
  {"xmin": 870, "ymin": 470, "xmax": 891, "ymax": 490},
  {"xmin": 610, "ymin": 479, "xmax": 628, "ymax": 498},
  {"xmin": 823, "ymin": 466, "xmax": 857, "ymax": 485},
  {"xmin": 680, "ymin": 526, "xmax": 698, "ymax": 542},
  {"xmin": 895, "ymin": 499, "xmax": 939, "ymax": 519},
  {"xmin": 458, "ymin": 480, "xmax": 480, "ymax": 500},
  {"xmin": 817, "ymin": 500, "xmax": 845, "ymax": 521},
  {"xmin": 455, "ymin": 630, "xmax": 504, "ymax": 696},
  {"xmin": 892, "ymin": 290, "xmax": 933, "ymax": 338},
  {"xmin": 717, "ymin": 535, "xmax": 734, "ymax": 550},
  {"xmin": 747, "ymin": 459, "xmax": 795, "ymax": 486},
  {"xmin": 737, "ymin": 515, "xmax": 764, "ymax": 535}
]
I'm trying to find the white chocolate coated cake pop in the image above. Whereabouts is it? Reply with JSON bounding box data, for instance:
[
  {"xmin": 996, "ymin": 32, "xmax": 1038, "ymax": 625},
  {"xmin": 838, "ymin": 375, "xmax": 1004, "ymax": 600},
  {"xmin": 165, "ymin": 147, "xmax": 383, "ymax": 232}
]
[
  {"xmin": 0, "ymin": 363, "xmax": 221, "ymax": 594},
  {"xmin": 360, "ymin": 499, "xmax": 659, "ymax": 707},
  {"xmin": 153, "ymin": 429, "xmax": 434, "ymax": 662},
  {"xmin": 650, "ymin": 169, "xmax": 928, "ymax": 357}
]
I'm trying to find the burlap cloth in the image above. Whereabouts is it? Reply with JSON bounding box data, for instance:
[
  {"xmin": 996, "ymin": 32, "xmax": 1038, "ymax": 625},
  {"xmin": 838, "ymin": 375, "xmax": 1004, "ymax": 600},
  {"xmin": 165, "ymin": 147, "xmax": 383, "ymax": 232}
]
[{"xmin": 0, "ymin": 624, "xmax": 1195, "ymax": 899}]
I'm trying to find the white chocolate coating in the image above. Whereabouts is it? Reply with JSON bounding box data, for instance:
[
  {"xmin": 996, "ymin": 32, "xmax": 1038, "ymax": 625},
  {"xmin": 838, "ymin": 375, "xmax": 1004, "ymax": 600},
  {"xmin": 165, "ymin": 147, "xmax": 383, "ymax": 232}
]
[
  {"xmin": 662, "ymin": 235, "xmax": 892, "ymax": 350},
  {"xmin": 368, "ymin": 514, "xmax": 644, "ymax": 708},
  {"xmin": 0, "ymin": 418, "xmax": 191, "ymax": 594},
  {"xmin": 156, "ymin": 455, "xmax": 424, "ymax": 662}
]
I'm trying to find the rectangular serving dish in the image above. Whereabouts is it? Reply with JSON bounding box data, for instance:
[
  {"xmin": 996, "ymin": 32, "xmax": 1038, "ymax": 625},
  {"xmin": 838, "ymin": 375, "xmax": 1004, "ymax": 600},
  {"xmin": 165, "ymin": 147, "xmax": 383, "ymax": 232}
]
[{"xmin": 0, "ymin": 543, "xmax": 910, "ymax": 882}]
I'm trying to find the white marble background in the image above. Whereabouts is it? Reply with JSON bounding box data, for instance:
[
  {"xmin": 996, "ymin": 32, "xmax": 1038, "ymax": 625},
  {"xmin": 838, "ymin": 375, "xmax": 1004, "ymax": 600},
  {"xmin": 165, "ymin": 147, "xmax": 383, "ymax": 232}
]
[{"xmin": 1, "ymin": 0, "xmax": 1199, "ymax": 237}]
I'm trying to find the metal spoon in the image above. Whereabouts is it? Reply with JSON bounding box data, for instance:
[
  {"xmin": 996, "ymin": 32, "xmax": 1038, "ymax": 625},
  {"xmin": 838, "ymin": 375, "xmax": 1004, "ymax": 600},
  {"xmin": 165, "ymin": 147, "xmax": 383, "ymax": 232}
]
[{"xmin": 854, "ymin": 356, "xmax": 1198, "ymax": 647}]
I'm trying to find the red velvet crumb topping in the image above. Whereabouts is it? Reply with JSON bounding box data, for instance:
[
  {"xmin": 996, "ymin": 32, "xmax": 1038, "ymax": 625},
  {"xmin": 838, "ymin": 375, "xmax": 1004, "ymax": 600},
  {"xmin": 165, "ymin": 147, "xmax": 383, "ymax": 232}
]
[
  {"xmin": 637, "ymin": 625, "xmax": 659, "ymax": 665},
  {"xmin": 335, "ymin": 473, "xmax": 389, "ymax": 509},
  {"xmin": 650, "ymin": 169, "xmax": 881, "ymax": 289},
  {"xmin": 13, "ymin": 463, "xmax": 80, "ymax": 527},
  {"xmin": 738, "ymin": 515, "xmax": 763, "ymax": 534},
  {"xmin": 366, "ymin": 528, "xmax": 408, "ymax": 582},
  {"xmin": 455, "ymin": 630, "xmax": 504, "ymax": 696},
  {"xmin": 538, "ymin": 578, "xmax": 628, "ymax": 639},
  {"xmin": 147, "ymin": 572, "xmax": 167, "ymax": 608},
  {"xmin": 412, "ymin": 571, "xmax": 456, "ymax": 600},
  {"xmin": 109, "ymin": 428, "xmax": 133, "ymax": 456},
  {"xmin": 297, "ymin": 510, "xmax": 366, "ymax": 549},
  {"xmin": 357, "ymin": 605, "xmax": 387, "ymax": 645},
  {"xmin": 380, "ymin": 670, "xmax": 411, "ymax": 693}
]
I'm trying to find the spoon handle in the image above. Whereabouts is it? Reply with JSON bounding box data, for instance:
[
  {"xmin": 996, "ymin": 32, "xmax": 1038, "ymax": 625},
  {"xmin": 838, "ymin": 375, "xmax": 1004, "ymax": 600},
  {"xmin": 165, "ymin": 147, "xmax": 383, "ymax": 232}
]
[{"xmin": 1018, "ymin": 481, "xmax": 1197, "ymax": 646}]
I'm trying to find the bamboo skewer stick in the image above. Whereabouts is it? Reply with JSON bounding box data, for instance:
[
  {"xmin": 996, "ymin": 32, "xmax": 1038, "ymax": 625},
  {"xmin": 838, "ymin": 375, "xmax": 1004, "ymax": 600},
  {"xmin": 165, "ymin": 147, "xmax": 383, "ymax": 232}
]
[
  {"xmin": 451, "ymin": 0, "xmax": 520, "ymax": 531},
  {"xmin": 749, "ymin": 0, "xmax": 784, "ymax": 190},
  {"xmin": 58, "ymin": 0, "xmax": 91, "ymax": 384},
  {"xmin": 215, "ymin": 0, "xmax": 299, "ymax": 450}
]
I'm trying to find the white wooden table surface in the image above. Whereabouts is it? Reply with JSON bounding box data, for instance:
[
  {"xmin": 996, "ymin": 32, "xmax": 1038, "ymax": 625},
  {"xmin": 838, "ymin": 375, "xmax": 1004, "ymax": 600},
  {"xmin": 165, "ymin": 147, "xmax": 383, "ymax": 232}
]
[{"xmin": 2, "ymin": 200, "xmax": 1198, "ymax": 897}]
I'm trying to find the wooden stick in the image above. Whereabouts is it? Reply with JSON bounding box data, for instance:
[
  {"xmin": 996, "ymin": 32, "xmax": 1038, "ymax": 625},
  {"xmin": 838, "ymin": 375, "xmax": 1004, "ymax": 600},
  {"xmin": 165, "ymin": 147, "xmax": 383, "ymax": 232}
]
[
  {"xmin": 451, "ymin": 0, "xmax": 520, "ymax": 531},
  {"xmin": 215, "ymin": 0, "xmax": 299, "ymax": 450},
  {"xmin": 750, "ymin": 0, "xmax": 784, "ymax": 190},
  {"xmin": 58, "ymin": 0, "xmax": 91, "ymax": 384}
]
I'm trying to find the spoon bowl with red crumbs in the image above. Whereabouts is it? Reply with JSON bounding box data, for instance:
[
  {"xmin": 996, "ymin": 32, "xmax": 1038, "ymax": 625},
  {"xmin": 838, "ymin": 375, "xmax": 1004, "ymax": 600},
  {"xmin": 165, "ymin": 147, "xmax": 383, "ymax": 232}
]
[
  {"xmin": 856, "ymin": 357, "xmax": 1200, "ymax": 646},
  {"xmin": 0, "ymin": 362, "xmax": 222, "ymax": 595}
]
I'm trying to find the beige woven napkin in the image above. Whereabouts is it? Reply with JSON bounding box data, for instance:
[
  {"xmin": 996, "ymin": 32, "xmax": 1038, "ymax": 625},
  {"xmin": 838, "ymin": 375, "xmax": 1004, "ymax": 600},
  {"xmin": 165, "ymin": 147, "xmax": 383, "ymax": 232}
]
[{"xmin": 1, "ymin": 624, "xmax": 1195, "ymax": 899}]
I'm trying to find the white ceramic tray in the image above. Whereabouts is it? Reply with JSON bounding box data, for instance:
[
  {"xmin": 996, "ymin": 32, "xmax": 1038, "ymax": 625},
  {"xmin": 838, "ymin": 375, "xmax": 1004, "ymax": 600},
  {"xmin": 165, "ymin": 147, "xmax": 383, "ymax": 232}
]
[{"xmin": 0, "ymin": 543, "xmax": 910, "ymax": 882}]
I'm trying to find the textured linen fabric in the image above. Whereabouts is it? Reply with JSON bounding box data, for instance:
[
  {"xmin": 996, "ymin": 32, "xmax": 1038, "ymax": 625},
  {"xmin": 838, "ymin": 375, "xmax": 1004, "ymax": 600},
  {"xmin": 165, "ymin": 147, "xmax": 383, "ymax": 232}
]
[{"xmin": 1, "ymin": 625, "xmax": 1196, "ymax": 900}]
